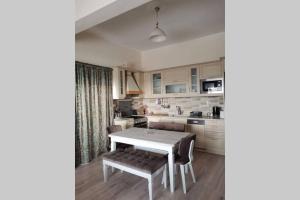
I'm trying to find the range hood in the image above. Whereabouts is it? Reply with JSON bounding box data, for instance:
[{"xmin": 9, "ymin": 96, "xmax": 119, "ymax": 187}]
[{"xmin": 126, "ymin": 71, "xmax": 143, "ymax": 95}]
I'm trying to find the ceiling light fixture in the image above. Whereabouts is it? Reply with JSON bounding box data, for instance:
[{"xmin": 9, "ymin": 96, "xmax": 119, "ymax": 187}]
[{"xmin": 149, "ymin": 7, "xmax": 167, "ymax": 43}]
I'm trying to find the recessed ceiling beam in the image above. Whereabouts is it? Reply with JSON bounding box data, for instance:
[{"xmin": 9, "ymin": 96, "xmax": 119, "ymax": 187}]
[{"xmin": 76, "ymin": 0, "xmax": 152, "ymax": 34}]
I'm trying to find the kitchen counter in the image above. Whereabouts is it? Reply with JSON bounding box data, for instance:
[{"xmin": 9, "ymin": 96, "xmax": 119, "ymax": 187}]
[
  {"xmin": 146, "ymin": 114, "xmax": 225, "ymax": 155},
  {"xmin": 146, "ymin": 115, "xmax": 224, "ymax": 120}
]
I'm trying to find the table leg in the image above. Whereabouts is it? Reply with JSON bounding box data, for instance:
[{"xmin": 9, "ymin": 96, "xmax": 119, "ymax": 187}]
[
  {"xmin": 111, "ymin": 140, "xmax": 116, "ymax": 173},
  {"xmin": 111, "ymin": 140, "xmax": 116, "ymax": 152},
  {"xmin": 168, "ymin": 149, "xmax": 175, "ymax": 193}
]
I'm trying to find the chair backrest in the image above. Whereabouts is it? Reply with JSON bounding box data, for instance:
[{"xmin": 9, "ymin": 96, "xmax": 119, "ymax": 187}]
[
  {"xmin": 178, "ymin": 136, "xmax": 193, "ymax": 164},
  {"xmin": 188, "ymin": 140, "xmax": 195, "ymax": 162},
  {"xmin": 148, "ymin": 121, "xmax": 185, "ymax": 132},
  {"xmin": 107, "ymin": 125, "xmax": 122, "ymax": 134}
]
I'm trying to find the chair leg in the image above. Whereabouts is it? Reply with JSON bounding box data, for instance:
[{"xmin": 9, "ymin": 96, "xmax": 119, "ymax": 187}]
[
  {"xmin": 148, "ymin": 177, "xmax": 153, "ymax": 200},
  {"xmin": 103, "ymin": 163, "xmax": 108, "ymax": 182},
  {"xmin": 185, "ymin": 165, "xmax": 188, "ymax": 174},
  {"xmin": 161, "ymin": 165, "xmax": 167, "ymax": 186},
  {"xmin": 180, "ymin": 165, "xmax": 187, "ymax": 194},
  {"xmin": 174, "ymin": 164, "xmax": 177, "ymax": 175},
  {"xmin": 163, "ymin": 165, "xmax": 167, "ymax": 189},
  {"xmin": 188, "ymin": 163, "xmax": 196, "ymax": 183}
]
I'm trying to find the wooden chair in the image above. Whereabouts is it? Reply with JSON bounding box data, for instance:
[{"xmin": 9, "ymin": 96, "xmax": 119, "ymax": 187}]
[
  {"xmin": 176, "ymin": 136, "xmax": 196, "ymax": 194},
  {"xmin": 162, "ymin": 136, "xmax": 196, "ymax": 194}
]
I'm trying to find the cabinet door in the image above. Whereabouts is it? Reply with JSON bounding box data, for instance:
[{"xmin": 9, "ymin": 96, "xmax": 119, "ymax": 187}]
[
  {"xmin": 187, "ymin": 124, "xmax": 205, "ymax": 149},
  {"xmin": 205, "ymin": 120, "xmax": 225, "ymax": 155},
  {"xmin": 188, "ymin": 66, "xmax": 200, "ymax": 94},
  {"xmin": 200, "ymin": 61, "xmax": 223, "ymax": 79},
  {"xmin": 165, "ymin": 83, "xmax": 187, "ymax": 95},
  {"xmin": 163, "ymin": 67, "xmax": 188, "ymax": 83},
  {"xmin": 143, "ymin": 72, "xmax": 151, "ymax": 98},
  {"xmin": 151, "ymin": 72, "xmax": 162, "ymax": 96}
]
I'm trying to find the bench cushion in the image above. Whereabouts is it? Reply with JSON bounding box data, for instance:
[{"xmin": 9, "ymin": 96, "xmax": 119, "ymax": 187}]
[{"xmin": 103, "ymin": 149, "xmax": 167, "ymax": 174}]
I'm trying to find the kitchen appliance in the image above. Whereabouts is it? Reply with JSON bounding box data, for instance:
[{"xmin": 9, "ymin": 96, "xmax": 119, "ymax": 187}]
[
  {"xmin": 118, "ymin": 100, "xmax": 148, "ymax": 128},
  {"xmin": 126, "ymin": 71, "xmax": 143, "ymax": 95},
  {"xmin": 212, "ymin": 106, "xmax": 221, "ymax": 117},
  {"xmin": 190, "ymin": 111, "xmax": 202, "ymax": 118},
  {"xmin": 187, "ymin": 119, "xmax": 205, "ymax": 125},
  {"xmin": 130, "ymin": 116, "xmax": 148, "ymax": 128},
  {"xmin": 200, "ymin": 78, "xmax": 224, "ymax": 94}
]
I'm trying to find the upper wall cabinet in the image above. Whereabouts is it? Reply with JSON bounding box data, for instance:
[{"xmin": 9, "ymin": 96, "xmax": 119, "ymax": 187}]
[
  {"xmin": 163, "ymin": 67, "xmax": 188, "ymax": 96},
  {"xmin": 151, "ymin": 71, "xmax": 163, "ymax": 97},
  {"xmin": 163, "ymin": 67, "xmax": 188, "ymax": 84},
  {"xmin": 142, "ymin": 58, "xmax": 224, "ymax": 98},
  {"xmin": 143, "ymin": 72, "xmax": 151, "ymax": 98},
  {"xmin": 112, "ymin": 67, "xmax": 126, "ymax": 99},
  {"xmin": 188, "ymin": 65, "xmax": 200, "ymax": 94},
  {"xmin": 200, "ymin": 61, "xmax": 224, "ymax": 79}
]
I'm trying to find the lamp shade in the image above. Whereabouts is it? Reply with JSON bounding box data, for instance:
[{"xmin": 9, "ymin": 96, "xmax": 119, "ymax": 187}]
[{"xmin": 149, "ymin": 27, "xmax": 167, "ymax": 42}]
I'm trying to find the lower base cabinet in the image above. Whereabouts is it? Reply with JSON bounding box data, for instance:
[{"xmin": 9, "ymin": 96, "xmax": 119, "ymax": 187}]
[
  {"xmin": 146, "ymin": 116, "xmax": 225, "ymax": 155},
  {"xmin": 186, "ymin": 124, "xmax": 205, "ymax": 150},
  {"xmin": 114, "ymin": 118, "xmax": 134, "ymax": 130},
  {"xmin": 205, "ymin": 120, "xmax": 225, "ymax": 155}
]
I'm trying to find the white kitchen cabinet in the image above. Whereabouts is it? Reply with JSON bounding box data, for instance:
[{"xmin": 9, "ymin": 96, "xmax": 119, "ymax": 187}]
[
  {"xmin": 112, "ymin": 67, "xmax": 126, "ymax": 99},
  {"xmin": 200, "ymin": 61, "xmax": 224, "ymax": 79}
]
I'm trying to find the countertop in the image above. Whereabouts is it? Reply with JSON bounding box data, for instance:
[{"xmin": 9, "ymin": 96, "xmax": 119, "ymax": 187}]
[
  {"xmin": 146, "ymin": 115, "xmax": 224, "ymax": 120},
  {"xmin": 114, "ymin": 115, "xmax": 224, "ymax": 121}
]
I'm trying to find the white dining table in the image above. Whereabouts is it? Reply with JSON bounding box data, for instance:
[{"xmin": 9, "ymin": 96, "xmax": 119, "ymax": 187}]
[{"xmin": 108, "ymin": 127, "xmax": 193, "ymax": 193}]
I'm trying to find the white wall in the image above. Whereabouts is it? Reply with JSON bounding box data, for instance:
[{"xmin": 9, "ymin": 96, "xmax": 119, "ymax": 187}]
[
  {"xmin": 141, "ymin": 32, "xmax": 225, "ymax": 71},
  {"xmin": 75, "ymin": 31, "xmax": 141, "ymax": 69}
]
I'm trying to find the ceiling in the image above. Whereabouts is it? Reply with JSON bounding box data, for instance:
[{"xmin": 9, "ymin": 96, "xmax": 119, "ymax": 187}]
[{"xmin": 81, "ymin": 0, "xmax": 224, "ymax": 51}]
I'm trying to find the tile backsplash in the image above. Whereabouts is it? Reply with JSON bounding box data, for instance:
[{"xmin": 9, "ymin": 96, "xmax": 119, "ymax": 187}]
[{"xmin": 132, "ymin": 96, "xmax": 224, "ymax": 116}]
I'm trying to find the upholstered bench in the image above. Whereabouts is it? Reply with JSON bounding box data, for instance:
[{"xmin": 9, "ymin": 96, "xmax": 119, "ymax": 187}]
[{"xmin": 102, "ymin": 149, "xmax": 167, "ymax": 200}]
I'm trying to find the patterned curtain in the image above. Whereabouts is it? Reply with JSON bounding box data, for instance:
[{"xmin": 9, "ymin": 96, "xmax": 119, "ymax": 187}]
[{"xmin": 75, "ymin": 61, "xmax": 113, "ymax": 167}]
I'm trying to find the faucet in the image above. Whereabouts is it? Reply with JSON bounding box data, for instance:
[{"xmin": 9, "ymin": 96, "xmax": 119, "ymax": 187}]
[{"xmin": 176, "ymin": 106, "xmax": 183, "ymax": 115}]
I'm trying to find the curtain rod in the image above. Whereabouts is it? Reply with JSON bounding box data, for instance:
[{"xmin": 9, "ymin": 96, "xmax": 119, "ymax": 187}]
[{"xmin": 75, "ymin": 61, "xmax": 113, "ymax": 71}]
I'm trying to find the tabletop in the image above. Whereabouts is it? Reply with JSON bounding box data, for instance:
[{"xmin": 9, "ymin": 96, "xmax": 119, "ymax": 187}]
[{"xmin": 108, "ymin": 127, "xmax": 193, "ymax": 146}]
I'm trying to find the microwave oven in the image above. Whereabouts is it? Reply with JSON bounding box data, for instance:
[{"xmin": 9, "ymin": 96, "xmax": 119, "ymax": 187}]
[{"xmin": 200, "ymin": 78, "xmax": 224, "ymax": 94}]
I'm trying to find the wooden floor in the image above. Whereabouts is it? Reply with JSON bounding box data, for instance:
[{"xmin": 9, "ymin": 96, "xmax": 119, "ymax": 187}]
[{"xmin": 76, "ymin": 151, "xmax": 225, "ymax": 200}]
